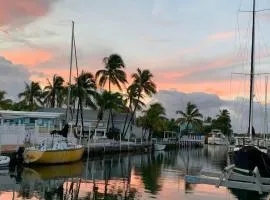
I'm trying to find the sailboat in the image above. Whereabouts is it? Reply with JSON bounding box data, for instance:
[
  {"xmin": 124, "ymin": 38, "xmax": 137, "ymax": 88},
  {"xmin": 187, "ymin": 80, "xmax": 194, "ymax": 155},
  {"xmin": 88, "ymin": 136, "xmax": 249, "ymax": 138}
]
[
  {"xmin": 233, "ymin": 0, "xmax": 270, "ymax": 177},
  {"xmin": 23, "ymin": 21, "xmax": 84, "ymax": 164}
]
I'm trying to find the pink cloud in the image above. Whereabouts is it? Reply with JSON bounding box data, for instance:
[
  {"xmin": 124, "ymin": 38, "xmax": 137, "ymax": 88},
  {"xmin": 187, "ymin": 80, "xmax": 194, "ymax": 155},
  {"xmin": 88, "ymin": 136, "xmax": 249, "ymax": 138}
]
[
  {"xmin": 1, "ymin": 48, "xmax": 54, "ymax": 67},
  {"xmin": 0, "ymin": 0, "xmax": 58, "ymax": 28},
  {"xmin": 156, "ymin": 79, "xmax": 245, "ymax": 99},
  {"xmin": 208, "ymin": 31, "xmax": 235, "ymax": 41}
]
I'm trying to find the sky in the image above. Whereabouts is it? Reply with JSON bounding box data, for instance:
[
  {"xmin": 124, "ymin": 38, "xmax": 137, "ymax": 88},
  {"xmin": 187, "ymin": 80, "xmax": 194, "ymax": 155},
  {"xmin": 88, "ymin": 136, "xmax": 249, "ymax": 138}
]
[
  {"xmin": 1, "ymin": 0, "xmax": 270, "ymax": 98},
  {"xmin": 1, "ymin": 0, "xmax": 270, "ymax": 130}
]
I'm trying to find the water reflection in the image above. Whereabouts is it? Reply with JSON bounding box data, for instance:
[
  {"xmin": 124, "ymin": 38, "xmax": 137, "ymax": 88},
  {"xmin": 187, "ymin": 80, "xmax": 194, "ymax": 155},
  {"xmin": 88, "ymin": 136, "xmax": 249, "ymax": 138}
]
[{"xmin": 0, "ymin": 146, "xmax": 269, "ymax": 199}]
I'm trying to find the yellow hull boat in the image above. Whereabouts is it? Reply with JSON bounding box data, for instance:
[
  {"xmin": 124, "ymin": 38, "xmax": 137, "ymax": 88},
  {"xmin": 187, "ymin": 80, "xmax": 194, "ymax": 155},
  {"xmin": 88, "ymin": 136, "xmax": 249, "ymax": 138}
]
[{"xmin": 24, "ymin": 147, "xmax": 84, "ymax": 164}]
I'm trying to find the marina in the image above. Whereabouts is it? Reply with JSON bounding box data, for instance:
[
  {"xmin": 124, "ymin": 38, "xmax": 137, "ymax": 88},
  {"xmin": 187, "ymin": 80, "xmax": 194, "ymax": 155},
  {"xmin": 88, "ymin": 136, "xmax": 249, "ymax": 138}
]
[
  {"xmin": 1, "ymin": 0, "xmax": 270, "ymax": 199},
  {"xmin": 2, "ymin": 146, "xmax": 269, "ymax": 200}
]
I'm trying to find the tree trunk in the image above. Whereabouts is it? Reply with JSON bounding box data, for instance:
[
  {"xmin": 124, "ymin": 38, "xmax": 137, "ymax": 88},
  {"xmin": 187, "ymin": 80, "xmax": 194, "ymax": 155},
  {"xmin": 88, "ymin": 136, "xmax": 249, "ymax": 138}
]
[
  {"xmin": 106, "ymin": 111, "xmax": 111, "ymax": 133},
  {"xmin": 121, "ymin": 112, "xmax": 129, "ymax": 137},
  {"xmin": 79, "ymin": 97, "xmax": 84, "ymax": 137},
  {"xmin": 123, "ymin": 94, "xmax": 141, "ymax": 137},
  {"xmin": 51, "ymin": 89, "xmax": 55, "ymax": 108},
  {"xmin": 108, "ymin": 81, "xmax": 115, "ymax": 130},
  {"xmin": 75, "ymin": 99, "xmax": 80, "ymax": 127},
  {"xmin": 185, "ymin": 121, "xmax": 190, "ymax": 134},
  {"xmin": 148, "ymin": 129, "xmax": 152, "ymax": 141}
]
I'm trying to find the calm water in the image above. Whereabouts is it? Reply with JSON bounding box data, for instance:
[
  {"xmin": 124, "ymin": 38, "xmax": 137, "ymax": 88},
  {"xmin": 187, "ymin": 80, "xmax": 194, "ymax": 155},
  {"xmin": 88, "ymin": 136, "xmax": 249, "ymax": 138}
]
[{"xmin": 0, "ymin": 146, "xmax": 269, "ymax": 200}]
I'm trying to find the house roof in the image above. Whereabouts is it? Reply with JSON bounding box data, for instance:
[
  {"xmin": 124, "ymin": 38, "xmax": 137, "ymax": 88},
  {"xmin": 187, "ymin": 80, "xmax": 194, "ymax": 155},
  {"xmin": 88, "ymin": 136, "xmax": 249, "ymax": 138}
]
[
  {"xmin": 0, "ymin": 110, "xmax": 64, "ymax": 119},
  {"xmin": 37, "ymin": 108, "xmax": 132, "ymax": 121}
]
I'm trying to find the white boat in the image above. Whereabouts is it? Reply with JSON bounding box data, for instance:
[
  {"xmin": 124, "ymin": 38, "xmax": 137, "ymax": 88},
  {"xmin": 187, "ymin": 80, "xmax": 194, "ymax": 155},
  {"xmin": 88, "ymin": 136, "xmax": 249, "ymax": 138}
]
[
  {"xmin": 0, "ymin": 155, "xmax": 10, "ymax": 168},
  {"xmin": 207, "ymin": 129, "xmax": 228, "ymax": 145},
  {"xmin": 154, "ymin": 144, "xmax": 166, "ymax": 151}
]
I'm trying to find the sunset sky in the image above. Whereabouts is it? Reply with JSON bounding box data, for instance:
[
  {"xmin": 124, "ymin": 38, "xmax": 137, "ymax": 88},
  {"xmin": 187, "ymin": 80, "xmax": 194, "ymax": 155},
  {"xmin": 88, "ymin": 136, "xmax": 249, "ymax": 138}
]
[{"xmin": 1, "ymin": 0, "xmax": 270, "ymax": 100}]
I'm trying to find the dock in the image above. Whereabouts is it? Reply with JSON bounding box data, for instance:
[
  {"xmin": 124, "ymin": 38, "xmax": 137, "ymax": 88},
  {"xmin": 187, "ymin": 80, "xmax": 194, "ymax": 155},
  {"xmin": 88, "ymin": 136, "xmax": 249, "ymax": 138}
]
[
  {"xmin": 1, "ymin": 142, "xmax": 152, "ymax": 156},
  {"xmin": 83, "ymin": 141, "xmax": 151, "ymax": 156}
]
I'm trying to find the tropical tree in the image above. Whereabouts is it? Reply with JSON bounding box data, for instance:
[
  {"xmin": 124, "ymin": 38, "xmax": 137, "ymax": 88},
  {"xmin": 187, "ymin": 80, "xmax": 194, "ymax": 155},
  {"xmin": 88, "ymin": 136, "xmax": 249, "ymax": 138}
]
[
  {"xmin": 94, "ymin": 91, "xmax": 125, "ymax": 139},
  {"xmin": 95, "ymin": 54, "xmax": 127, "ymax": 92},
  {"xmin": 176, "ymin": 102, "xmax": 203, "ymax": 134},
  {"xmin": 163, "ymin": 118, "xmax": 179, "ymax": 133},
  {"xmin": 74, "ymin": 71, "xmax": 97, "ymax": 132},
  {"xmin": 95, "ymin": 54, "xmax": 127, "ymax": 130},
  {"xmin": 137, "ymin": 103, "xmax": 166, "ymax": 140},
  {"xmin": 43, "ymin": 74, "xmax": 65, "ymax": 108},
  {"xmin": 123, "ymin": 68, "xmax": 157, "ymax": 137},
  {"xmin": 212, "ymin": 109, "xmax": 233, "ymax": 136},
  {"xmin": 18, "ymin": 81, "xmax": 42, "ymax": 106},
  {"xmin": 0, "ymin": 90, "xmax": 12, "ymax": 110},
  {"xmin": 199, "ymin": 116, "xmax": 213, "ymax": 135},
  {"xmin": 121, "ymin": 84, "xmax": 145, "ymax": 136}
]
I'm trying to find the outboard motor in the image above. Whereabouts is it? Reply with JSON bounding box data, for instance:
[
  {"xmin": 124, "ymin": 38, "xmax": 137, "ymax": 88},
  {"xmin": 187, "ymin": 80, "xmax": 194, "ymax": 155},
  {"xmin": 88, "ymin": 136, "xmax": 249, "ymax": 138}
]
[{"xmin": 9, "ymin": 146, "xmax": 25, "ymax": 169}]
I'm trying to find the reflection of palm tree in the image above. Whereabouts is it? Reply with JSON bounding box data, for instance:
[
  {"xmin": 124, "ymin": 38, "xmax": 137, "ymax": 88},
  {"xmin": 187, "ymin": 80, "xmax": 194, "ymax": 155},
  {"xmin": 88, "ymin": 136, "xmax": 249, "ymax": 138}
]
[
  {"xmin": 141, "ymin": 153, "xmax": 163, "ymax": 194},
  {"xmin": 104, "ymin": 159, "xmax": 112, "ymax": 197},
  {"xmin": 179, "ymin": 147, "xmax": 197, "ymax": 193},
  {"xmin": 17, "ymin": 181, "xmax": 35, "ymax": 199},
  {"xmin": 124, "ymin": 155, "xmax": 132, "ymax": 199}
]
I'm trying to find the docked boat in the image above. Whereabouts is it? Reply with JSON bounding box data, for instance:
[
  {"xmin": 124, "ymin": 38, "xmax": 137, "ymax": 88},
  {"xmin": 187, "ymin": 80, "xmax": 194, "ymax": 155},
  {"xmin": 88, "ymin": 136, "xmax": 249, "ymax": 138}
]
[
  {"xmin": 154, "ymin": 144, "xmax": 166, "ymax": 151},
  {"xmin": 232, "ymin": 0, "xmax": 270, "ymax": 177},
  {"xmin": 0, "ymin": 156, "xmax": 10, "ymax": 168},
  {"xmin": 24, "ymin": 125, "xmax": 84, "ymax": 164},
  {"xmin": 0, "ymin": 132, "xmax": 10, "ymax": 168},
  {"xmin": 207, "ymin": 129, "xmax": 228, "ymax": 145}
]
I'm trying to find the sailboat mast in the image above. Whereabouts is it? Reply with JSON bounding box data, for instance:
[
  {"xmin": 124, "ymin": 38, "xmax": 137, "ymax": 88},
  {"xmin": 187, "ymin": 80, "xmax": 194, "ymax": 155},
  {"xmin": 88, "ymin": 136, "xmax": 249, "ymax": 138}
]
[
  {"xmin": 265, "ymin": 76, "xmax": 268, "ymax": 135},
  {"xmin": 248, "ymin": 0, "xmax": 256, "ymax": 138},
  {"xmin": 66, "ymin": 20, "xmax": 75, "ymax": 123}
]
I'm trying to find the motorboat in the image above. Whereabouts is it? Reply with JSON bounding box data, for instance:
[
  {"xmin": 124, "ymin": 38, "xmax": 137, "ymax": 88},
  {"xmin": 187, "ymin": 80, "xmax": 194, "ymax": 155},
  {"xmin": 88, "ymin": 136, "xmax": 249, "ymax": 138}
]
[{"xmin": 207, "ymin": 129, "xmax": 228, "ymax": 145}]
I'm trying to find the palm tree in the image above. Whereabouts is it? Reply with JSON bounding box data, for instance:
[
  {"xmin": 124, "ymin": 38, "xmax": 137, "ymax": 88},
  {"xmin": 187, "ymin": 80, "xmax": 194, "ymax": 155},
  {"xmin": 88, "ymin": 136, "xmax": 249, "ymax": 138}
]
[
  {"xmin": 18, "ymin": 81, "xmax": 42, "ymax": 106},
  {"xmin": 95, "ymin": 54, "xmax": 127, "ymax": 92},
  {"xmin": 140, "ymin": 103, "xmax": 166, "ymax": 140},
  {"xmin": 43, "ymin": 74, "xmax": 65, "ymax": 108},
  {"xmin": 123, "ymin": 68, "xmax": 157, "ymax": 137},
  {"xmin": 0, "ymin": 90, "xmax": 12, "ymax": 110},
  {"xmin": 94, "ymin": 91, "xmax": 124, "ymax": 134},
  {"xmin": 212, "ymin": 109, "xmax": 232, "ymax": 135},
  {"xmin": 95, "ymin": 54, "xmax": 127, "ymax": 130},
  {"xmin": 176, "ymin": 102, "xmax": 203, "ymax": 134},
  {"xmin": 121, "ymin": 84, "xmax": 145, "ymax": 136},
  {"xmin": 74, "ymin": 71, "xmax": 97, "ymax": 132}
]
